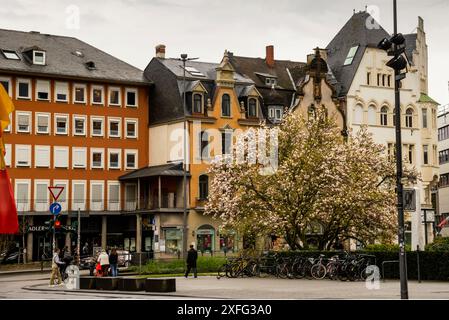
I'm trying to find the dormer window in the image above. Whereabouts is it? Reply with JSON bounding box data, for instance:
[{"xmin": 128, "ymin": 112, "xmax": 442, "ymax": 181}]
[
  {"xmin": 247, "ymin": 98, "xmax": 258, "ymax": 118},
  {"xmin": 268, "ymin": 106, "xmax": 283, "ymax": 121},
  {"xmin": 343, "ymin": 45, "xmax": 359, "ymax": 66},
  {"xmin": 193, "ymin": 93, "xmax": 203, "ymax": 114},
  {"xmin": 265, "ymin": 78, "xmax": 277, "ymax": 86},
  {"xmin": 33, "ymin": 51, "xmax": 46, "ymax": 65}
]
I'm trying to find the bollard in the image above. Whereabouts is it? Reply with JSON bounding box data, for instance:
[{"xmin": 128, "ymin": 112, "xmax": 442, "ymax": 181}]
[{"xmin": 417, "ymin": 245, "xmax": 421, "ymax": 283}]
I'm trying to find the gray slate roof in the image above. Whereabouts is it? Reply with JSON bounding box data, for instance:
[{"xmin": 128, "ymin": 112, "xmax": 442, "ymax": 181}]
[
  {"xmin": 0, "ymin": 28, "xmax": 150, "ymax": 85},
  {"xmin": 326, "ymin": 11, "xmax": 390, "ymax": 97},
  {"xmin": 119, "ymin": 163, "xmax": 189, "ymax": 181},
  {"xmin": 404, "ymin": 33, "xmax": 417, "ymax": 65}
]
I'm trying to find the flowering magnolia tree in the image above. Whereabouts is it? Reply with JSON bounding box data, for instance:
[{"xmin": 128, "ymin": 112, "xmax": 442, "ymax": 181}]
[{"xmin": 205, "ymin": 111, "xmax": 417, "ymax": 250}]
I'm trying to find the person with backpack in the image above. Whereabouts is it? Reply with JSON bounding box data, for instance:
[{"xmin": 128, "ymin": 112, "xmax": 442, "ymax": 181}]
[{"xmin": 49, "ymin": 248, "xmax": 65, "ymax": 287}]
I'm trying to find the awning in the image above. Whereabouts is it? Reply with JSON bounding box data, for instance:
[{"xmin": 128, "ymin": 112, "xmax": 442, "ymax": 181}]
[{"xmin": 118, "ymin": 163, "xmax": 190, "ymax": 181}]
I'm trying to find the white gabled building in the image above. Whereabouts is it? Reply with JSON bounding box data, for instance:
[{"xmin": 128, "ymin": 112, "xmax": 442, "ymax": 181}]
[
  {"xmin": 437, "ymin": 103, "xmax": 449, "ymax": 237},
  {"xmin": 326, "ymin": 11, "xmax": 439, "ymax": 249}
]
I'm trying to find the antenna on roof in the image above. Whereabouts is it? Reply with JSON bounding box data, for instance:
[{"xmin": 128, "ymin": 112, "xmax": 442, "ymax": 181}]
[
  {"xmin": 353, "ymin": 9, "xmax": 356, "ymax": 14},
  {"xmin": 365, "ymin": 5, "xmax": 368, "ymax": 12}
]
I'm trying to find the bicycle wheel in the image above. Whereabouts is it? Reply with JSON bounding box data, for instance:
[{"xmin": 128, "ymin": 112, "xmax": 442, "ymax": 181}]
[
  {"xmin": 326, "ymin": 263, "xmax": 338, "ymax": 280},
  {"xmin": 311, "ymin": 264, "xmax": 326, "ymax": 280},
  {"xmin": 276, "ymin": 264, "xmax": 288, "ymax": 279},
  {"xmin": 217, "ymin": 265, "xmax": 227, "ymax": 279}
]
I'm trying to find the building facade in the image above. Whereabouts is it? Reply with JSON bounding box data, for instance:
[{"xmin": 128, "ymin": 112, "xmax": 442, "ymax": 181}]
[
  {"xmin": 326, "ymin": 12, "xmax": 440, "ymax": 249},
  {"xmin": 0, "ymin": 29, "xmax": 151, "ymax": 260},
  {"xmin": 437, "ymin": 103, "xmax": 449, "ymax": 237}
]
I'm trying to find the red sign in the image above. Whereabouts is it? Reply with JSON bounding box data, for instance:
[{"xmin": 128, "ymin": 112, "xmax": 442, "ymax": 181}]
[{"xmin": 48, "ymin": 186, "xmax": 64, "ymax": 201}]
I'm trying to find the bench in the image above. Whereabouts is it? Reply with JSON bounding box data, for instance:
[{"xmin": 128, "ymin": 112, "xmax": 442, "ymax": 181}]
[
  {"xmin": 79, "ymin": 276, "xmax": 96, "ymax": 290},
  {"xmin": 118, "ymin": 277, "xmax": 146, "ymax": 291},
  {"xmin": 145, "ymin": 278, "xmax": 176, "ymax": 292},
  {"xmin": 95, "ymin": 277, "xmax": 120, "ymax": 290}
]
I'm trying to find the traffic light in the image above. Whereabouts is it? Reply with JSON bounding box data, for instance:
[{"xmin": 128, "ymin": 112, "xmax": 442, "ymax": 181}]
[
  {"xmin": 54, "ymin": 216, "xmax": 62, "ymax": 231},
  {"xmin": 377, "ymin": 33, "xmax": 409, "ymax": 74}
]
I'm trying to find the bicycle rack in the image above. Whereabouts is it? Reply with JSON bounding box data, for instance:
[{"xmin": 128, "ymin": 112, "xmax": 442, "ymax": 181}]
[{"xmin": 381, "ymin": 260, "xmax": 399, "ymax": 282}]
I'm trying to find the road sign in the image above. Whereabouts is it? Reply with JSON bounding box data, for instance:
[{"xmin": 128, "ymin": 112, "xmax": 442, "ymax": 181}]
[
  {"xmin": 48, "ymin": 186, "xmax": 64, "ymax": 201},
  {"xmin": 50, "ymin": 202, "xmax": 62, "ymax": 215}
]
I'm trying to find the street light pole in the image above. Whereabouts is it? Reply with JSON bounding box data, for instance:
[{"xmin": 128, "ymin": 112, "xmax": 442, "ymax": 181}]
[
  {"xmin": 393, "ymin": 0, "xmax": 409, "ymax": 300},
  {"xmin": 178, "ymin": 53, "xmax": 199, "ymax": 260}
]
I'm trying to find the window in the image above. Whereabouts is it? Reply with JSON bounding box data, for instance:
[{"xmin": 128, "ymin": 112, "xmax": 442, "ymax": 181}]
[
  {"xmin": 91, "ymin": 148, "xmax": 105, "ymax": 169},
  {"xmin": 72, "ymin": 181, "xmax": 86, "ymax": 211},
  {"xmin": 108, "ymin": 118, "xmax": 121, "ymax": 138},
  {"xmin": 91, "ymin": 86, "xmax": 104, "ymax": 105},
  {"xmin": 55, "ymin": 82, "xmax": 69, "ymax": 102},
  {"xmin": 35, "ymin": 145, "xmax": 50, "ymax": 168},
  {"xmin": 33, "ymin": 51, "xmax": 46, "ymax": 65},
  {"xmin": 125, "ymin": 119, "xmax": 137, "ymax": 138},
  {"xmin": 125, "ymin": 150, "xmax": 138, "ymax": 169},
  {"xmin": 34, "ymin": 180, "xmax": 49, "ymax": 212},
  {"xmin": 54, "ymin": 146, "xmax": 69, "ymax": 168},
  {"xmin": 35, "ymin": 113, "xmax": 50, "ymax": 134},
  {"xmin": 387, "ymin": 143, "xmax": 395, "ymax": 161},
  {"xmin": 108, "ymin": 149, "xmax": 121, "ymax": 170},
  {"xmin": 404, "ymin": 144, "xmax": 414, "ymax": 164},
  {"xmin": 221, "ymin": 131, "xmax": 232, "ymax": 155},
  {"xmin": 0, "ymin": 77, "xmax": 11, "ymax": 96},
  {"xmin": 405, "ymin": 108, "xmax": 413, "ymax": 128},
  {"xmin": 199, "ymin": 131, "xmax": 209, "ymax": 160},
  {"xmin": 247, "ymin": 98, "xmax": 257, "ymax": 118},
  {"xmin": 73, "ymin": 84, "xmax": 86, "ymax": 103},
  {"xmin": 440, "ymin": 174, "xmax": 449, "ymax": 188},
  {"xmin": 199, "ymin": 175, "xmax": 209, "ymax": 200},
  {"xmin": 73, "ymin": 115, "xmax": 86, "ymax": 136},
  {"xmin": 90, "ymin": 181, "xmax": 104, "ymax": 211},
  {"xmin": 16, "ymin": 112, "xmax": 31, "ymax": 133},
  {"xmin": 193, "ymin": 93, "xmax": 203, "ymax": 113},
  {"xmin": 366, "ymin": 72, "xmax": 371, "ymax": 85},
  {"xmin": 16, "ymin": 79, "xmax": 31, "ymax": 99},
  {"xmin": 15, "ymin": 180, "xmax": 31, "ymax": 212},
  {"xmin": 433, "ymin": 145, "xmax": 438, "ymax": 166},
  {"xmin": 308, "ymin": 105, "xmax": 316, "ymax": 120},
  {"xmin": 91, "ymin": 117, "xmax": 104, "ymax": 137},
  {"xmin": 221, "ymin": 94, "xmax": 231, "ymax": 117},
  {"xmin": 343, "ymin": 45, "xmax": 359, "ymax": 66},
  {"xmin": 353, "ymin": 105, "xmax": 363, "ymax": 124},
  {"xmin": 432, "ymin": 109, "xmax": 437, "ymax": 129},
  {"xmin": 422, "ymin": 108, "xmax": 428, "ymax": 129},
  {"xmin": 1, "ymin": 49, "xmax": 20, "ymax": 60},
  {"xmin": 125, "ymin": 88, "xmax": 137, "ymax": 107},
  {"xmin": 36, "ymin": 80, "xmax": 50, "ymax": 101},
  {"xmin": 124, "ymin": 184, "xmax": 137, "ymax": 211},
  {"xmin": 377, "ymin": 74, "xmax": 381, "ymax": 86},
  {"xmin": 4, "ymin": 144, "xmax": 11, "ymax": 167},
  {"xmin": 109, "ymin": 87, "xmax": 121, "ymax": 106},
  {"xmin": 388, "ymin": 75, "xmax": 391, "ymax": 87},
  {"xmin": 265, "ymin": 78, "xmax": 277, "ymax": 86},
  {"xmin": 439, "ymin": 125, "xmax": 449, "ymax": 141},
  {"xmin": 423, "ymin": 145, "xmax": 429, "ymax": 165},
  {"xmin": 108, "ymin": 182, "xmax": 120, "ymax": 211},
  {"xmin": 440, "ymin": 149, "xmax": 449, "ymax": 165},
  {"xmin": 55, "ymin": 114, "xmax": 68, "ymax": 135},
  {"xmin": 380, "ymin": 106, "xmax": 388, "ymax": 126},
  {"xmin": 368, "ymin": 105, "xmax": 376, "ymax": 125},
  {"xmin": 15, "ymin": 144, "xmax": 31, "ymax": 167},
  {"xmin": 72, "ymin": 147, "xmax": 87, "ymax": 168},
  {"xmin": 184, "ymin": 66, "xmax": 206, "ymax": 77},
  {"xmin": 382, "ymin": 74, "xmax": 386, "ymax": 87}
]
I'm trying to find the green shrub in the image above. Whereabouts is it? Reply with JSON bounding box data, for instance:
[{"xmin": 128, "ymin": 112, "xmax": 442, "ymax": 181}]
[
  {"xmin": 425, "ymin": 237, "xmax": 449, "ymax": 252},
  {"xmin": 132, "ymin": 256, "xmax": 226, "ymax": 275}
]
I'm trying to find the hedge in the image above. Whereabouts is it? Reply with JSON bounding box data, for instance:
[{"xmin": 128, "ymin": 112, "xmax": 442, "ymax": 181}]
[
  {"xmin": 274, "ymin": 250, "xmax": 449, "ymax": 281},
  {"xmin": 131, "ymin": 256, "xmax": 226, "ymax": 275}
]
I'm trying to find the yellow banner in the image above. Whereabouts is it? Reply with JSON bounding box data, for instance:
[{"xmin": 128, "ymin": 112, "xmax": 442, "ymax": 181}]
[{"xmin": 0, "ymin": 84, "xmax": 14, "ymax": 131}]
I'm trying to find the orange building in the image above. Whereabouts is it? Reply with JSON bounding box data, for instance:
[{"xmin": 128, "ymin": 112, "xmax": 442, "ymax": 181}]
[{"xmin": 0, "ymin": 29, "xmax": 151, "ymax": 261}]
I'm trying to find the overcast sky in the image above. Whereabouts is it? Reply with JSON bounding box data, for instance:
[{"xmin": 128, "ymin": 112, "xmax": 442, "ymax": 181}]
[{"xmin": 1, "ymin": 0, "xmax": 448, "ymax": 104}]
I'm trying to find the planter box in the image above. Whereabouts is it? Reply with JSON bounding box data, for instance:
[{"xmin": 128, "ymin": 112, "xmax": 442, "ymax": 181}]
[
  {"xmin": 118, "ymin": 277, "xmax": 145, "ymax": 291},
  {"xmin": 95, "ymin": 277, "xmax": 120, "ymax": 290},
  {"xmin": 79, "ymin": 276, "xmax": 96, "ymax": 290},
  {"xmin": 145, "ymin": 278, "xmax": 176, "ymax": 292}
]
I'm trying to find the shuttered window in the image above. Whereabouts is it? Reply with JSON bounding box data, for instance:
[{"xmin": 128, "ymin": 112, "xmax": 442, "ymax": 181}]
[
  {"xmin": 36, "ymin": 80, "xmax": 50, "ymax": 101},
  {"xmin": 17, "ymin": 113, "xmax": 30, "ymax": 132},
  {"xmin": 73, "ymin": 183, "xmax": 85, "ymax": 204},
  {"xmin": 36, "ymin": 114, "xmax": 49, "ymax": 134},
  {"xmin": 15, "ymin": 145, "xmax": 31, "ymax": 167},
  {"xmin": 54, "ymin": 147, "xmax": 69, "ymax": 168},
  {"xmin": 55, "ymin": 82, "xmax": 68, "ymax": 102},
  {"xmin": 72, "ymin": 147, "xmax": 86, "ymax": 168},
  {"xmin": 35, "ymin": 146, "xmax": 50, "ymax": 168}
]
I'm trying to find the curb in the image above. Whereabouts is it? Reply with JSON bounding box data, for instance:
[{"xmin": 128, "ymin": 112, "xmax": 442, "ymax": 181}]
[
  {"xmin": 22, "ymin": 283, "xmax": 229, "ymax": 299},
  {"xmin": 0, "ymin": 269, "xmax": 51, "ymax": 277}
]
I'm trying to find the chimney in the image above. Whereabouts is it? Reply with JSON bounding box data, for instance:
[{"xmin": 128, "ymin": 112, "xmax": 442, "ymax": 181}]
[
  {"xmin": 155, "ymin": 44, "xmax": 166, "ymax": 59},
  {"xmin": 265, "ymin": 45, "xmax": 274, "ymax": 68}
]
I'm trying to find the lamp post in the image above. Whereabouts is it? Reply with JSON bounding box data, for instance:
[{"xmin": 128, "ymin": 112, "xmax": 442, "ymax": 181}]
[
  {"xmin": 177, "ymin": 53, "xmax": 199, "ymax": 259},
  {"xmin": 377, "ymin": 0, "xmax": 409, "ymax": 299}
]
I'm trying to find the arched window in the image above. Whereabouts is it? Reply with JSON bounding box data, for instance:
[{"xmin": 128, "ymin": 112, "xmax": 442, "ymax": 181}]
[
  {"xmin": 308, "ymin": 105, "xmax": 316, "ymax": 119},
  {"xmin": 193, "ymin": 93, "xmax": 203, "ymax": 114},
  {"xmin": 221, "ymin": 94, "xmax": 230, "ymax": 117},
  {"xmin": 199, "ymin": 175, "xmax": 209, "ymax": 200},
  {"xmin": 354, "ymin": 105, "xmax": 363, "ymax": 124},
  {"xmin": 368, "ymin": 105, "xmax": 376, "ymax": 125},
  {"xmin": 405, "ymin": 108, "xmax": 413, "ymax": 128},
  {"xmin": 247, "ymin": 98, "xmax": 257, "ymax": 118},
  {"xmin": 380, "ymin": 106, "xmax": 388, "ymax": 126}
]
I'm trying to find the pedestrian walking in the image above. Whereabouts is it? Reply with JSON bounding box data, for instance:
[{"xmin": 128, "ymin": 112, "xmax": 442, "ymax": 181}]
[
  {"xmin": 97, "ymin": 249, "xmax": 110, "ymax": 277},
  {"xmin": 49, "ymin": 248, "xmax": 65, "ymax": 287},
  {"xmin": 109, "ymin": 248, "xmax": 118, "ymax": 277},
  {"xmin": 82, "ymin": 242, "xmax": 89, "ymax": 256},
  {"xmin": 185, "ymin": 245, "xmax": 198, "ymax": 278}
]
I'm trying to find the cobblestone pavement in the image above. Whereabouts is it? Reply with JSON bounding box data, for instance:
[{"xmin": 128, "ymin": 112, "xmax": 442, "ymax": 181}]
[{"xmin": 2, "ymin": 273, "xmax": 449, "ymax": 299}]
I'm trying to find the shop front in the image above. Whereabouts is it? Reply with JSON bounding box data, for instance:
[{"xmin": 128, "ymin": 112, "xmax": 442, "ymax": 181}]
[
  {"xmin": 161, "ymin": 227, "xmax": 182, "ymax": 255},
  {"xmin": 196, "ymin": 225, "xmax": 215, "ymax": 253}
]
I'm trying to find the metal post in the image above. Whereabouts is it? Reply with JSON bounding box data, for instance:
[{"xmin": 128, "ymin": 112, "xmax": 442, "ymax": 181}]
[
  {"xmin": 52, "ymin": 215, "xmax": 56, "ymax": 253},
  {"xmin": 77, "ymin": 209, "xmax": 81, "ymax": 266},
  {"xmin": 393, "ymin": 0, "xmax": 409, "ymax": 299},
  {"xmin": 424, "ymin": 209, "xmax": 428, "ymax": 246},
  {"xmin": 182, "ymin": 55, "xmax": 188, "ymax": 261},
  {"xmin": 416, "ymin": 245, "xmax": 421, "ymax": 283}
]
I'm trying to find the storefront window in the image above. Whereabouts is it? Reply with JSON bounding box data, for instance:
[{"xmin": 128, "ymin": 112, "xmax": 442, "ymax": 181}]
[
  {"xmin": 220, "ymin": 235, "xmax": 235, "ymax": 252},
  {"xmin": 124, "ymin": 237, "xmax": 136, "ymax": 252},
  {"xmin": 163, "ymin": 228, "xmax": 182, "ymax": 254},
  {"xmin": 197, "ymin": 225, "xmax": 215, "ymax": 253}
]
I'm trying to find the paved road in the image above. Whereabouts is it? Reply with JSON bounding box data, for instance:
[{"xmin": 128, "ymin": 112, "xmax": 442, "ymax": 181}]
[{"xmin": 2, "ymin": 273, "xmax": 449, "ymax": 299}]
